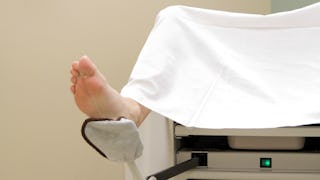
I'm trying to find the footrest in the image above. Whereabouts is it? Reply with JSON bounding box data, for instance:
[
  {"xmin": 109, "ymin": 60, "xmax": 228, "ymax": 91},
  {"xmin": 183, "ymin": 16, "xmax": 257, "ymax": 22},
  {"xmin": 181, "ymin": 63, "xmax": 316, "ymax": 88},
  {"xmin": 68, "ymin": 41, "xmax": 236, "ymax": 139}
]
[{"xmin": 81, "ymin": 118, "xmax": 143, "ymax": 162}]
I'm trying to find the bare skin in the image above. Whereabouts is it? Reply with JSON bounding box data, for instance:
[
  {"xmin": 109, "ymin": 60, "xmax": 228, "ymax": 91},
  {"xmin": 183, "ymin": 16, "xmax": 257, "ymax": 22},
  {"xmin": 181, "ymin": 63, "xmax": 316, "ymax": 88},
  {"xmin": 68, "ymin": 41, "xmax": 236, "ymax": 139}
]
[{"xmin": 70, "ymin": 55, "xmax": 150, "ymax": 127}]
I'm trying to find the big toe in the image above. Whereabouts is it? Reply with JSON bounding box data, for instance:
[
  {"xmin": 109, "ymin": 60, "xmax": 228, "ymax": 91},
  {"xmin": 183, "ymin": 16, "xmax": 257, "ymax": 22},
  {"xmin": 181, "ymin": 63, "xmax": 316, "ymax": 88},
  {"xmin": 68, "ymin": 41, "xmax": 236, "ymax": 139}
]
[{"xmin": 78, "ymin": 55, "xmax": 97, "ymax": 77}]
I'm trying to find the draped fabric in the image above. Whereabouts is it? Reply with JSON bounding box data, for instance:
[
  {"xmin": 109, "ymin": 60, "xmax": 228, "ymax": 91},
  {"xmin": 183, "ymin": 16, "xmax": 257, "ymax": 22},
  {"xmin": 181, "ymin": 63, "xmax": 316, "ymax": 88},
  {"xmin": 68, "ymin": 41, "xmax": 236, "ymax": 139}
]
[{"xmin": 121, "ymin": 4, "xmax": 320, "ymax": 128}]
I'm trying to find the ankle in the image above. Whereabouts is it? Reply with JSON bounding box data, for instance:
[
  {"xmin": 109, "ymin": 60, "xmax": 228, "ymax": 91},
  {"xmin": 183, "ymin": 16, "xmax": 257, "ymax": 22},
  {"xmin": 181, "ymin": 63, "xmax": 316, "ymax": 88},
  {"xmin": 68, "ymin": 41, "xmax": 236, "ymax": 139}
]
[{"xmin": 122, "ymin": 98, "xmax": 147, "ymax": 127}]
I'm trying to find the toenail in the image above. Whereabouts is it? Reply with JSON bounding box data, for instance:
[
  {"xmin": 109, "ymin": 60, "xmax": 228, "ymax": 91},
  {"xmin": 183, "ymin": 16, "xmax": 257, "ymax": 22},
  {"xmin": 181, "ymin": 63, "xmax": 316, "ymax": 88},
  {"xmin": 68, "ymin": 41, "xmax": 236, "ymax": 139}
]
[{"xmin": 79, "ymin": 71, "xmax": 88, "ymax": 78}]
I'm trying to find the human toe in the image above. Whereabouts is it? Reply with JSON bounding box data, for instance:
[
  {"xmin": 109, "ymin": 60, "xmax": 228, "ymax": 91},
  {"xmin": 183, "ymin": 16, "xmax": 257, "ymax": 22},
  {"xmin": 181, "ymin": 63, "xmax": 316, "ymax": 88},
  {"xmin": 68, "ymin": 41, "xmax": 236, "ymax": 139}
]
[
  {"xmin": 71, "ymin": 76, "xmax": 77, "ymax": 84},
  {"xmin": 78, "ymin": 55, "xmax": 96, "ymax": 77},
  {"xmin": 70, "ymin": 68, "xmax": 79, "ymax": 77},
  {"xmin": 72, "ymin": 61, "xmax": 79, "ymax": 70},
  {"xmin": 70, "ymin": 85, "xmax": 76, "ymax": 94}
]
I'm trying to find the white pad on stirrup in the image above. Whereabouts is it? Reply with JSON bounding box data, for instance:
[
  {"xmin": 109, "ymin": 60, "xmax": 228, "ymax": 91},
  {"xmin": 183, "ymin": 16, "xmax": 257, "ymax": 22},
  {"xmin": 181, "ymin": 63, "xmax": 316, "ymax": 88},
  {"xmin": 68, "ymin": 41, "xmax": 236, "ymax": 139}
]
[{"xmin": 81, "ymin": 118, "xmax": 143, "ymax": 162}]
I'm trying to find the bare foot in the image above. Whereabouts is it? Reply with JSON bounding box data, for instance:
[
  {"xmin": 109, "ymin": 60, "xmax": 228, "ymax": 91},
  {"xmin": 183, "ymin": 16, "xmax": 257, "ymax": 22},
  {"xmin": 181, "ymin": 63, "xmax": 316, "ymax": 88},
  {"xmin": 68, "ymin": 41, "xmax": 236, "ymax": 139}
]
[{"xmin": 70, "ymin": 56, "xmax": 149, "ymax": 126}]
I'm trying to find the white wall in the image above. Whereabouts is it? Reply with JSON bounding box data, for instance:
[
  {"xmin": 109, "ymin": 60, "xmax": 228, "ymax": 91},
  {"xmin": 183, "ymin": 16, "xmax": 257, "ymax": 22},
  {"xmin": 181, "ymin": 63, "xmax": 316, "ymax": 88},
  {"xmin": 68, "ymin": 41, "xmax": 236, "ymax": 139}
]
[{"xmin": 0, "ymin": 1, "xmax": 269, "ymax": 180}]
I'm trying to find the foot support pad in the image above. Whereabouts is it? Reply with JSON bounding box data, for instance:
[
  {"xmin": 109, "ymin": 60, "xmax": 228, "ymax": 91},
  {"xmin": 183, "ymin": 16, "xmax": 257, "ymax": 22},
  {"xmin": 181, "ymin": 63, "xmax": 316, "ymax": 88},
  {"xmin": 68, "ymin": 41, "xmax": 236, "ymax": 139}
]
[{"xmin": 81, "ymin": 118, "xmax": 143, "ymax": 162}]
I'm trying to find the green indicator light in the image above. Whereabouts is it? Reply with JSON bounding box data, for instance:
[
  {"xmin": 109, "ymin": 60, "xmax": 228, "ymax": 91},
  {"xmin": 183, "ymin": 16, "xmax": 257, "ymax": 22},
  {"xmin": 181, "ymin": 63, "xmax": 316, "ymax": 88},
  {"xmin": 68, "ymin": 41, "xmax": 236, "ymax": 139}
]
[
  {"xmin": 263, "ymin": 160, "xmax": 270, "ymax": 166},
  {"xmin": 260, "ymin": 158, "xmax": 272, "ymax": 168}
]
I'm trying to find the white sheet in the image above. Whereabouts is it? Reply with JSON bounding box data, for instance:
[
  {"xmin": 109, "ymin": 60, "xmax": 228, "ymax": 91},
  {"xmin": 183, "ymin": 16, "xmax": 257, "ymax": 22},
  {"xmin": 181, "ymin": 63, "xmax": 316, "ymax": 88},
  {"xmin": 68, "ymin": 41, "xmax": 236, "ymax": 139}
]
[{"xmin": 121, "ymin": 4, "xmax": 320, "ymax": 129}]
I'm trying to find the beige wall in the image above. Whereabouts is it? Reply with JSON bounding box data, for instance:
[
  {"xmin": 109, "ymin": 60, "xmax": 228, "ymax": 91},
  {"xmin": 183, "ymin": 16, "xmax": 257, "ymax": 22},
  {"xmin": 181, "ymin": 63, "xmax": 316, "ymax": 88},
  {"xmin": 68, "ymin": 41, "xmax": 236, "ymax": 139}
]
[{"xmin": 0, "ymin": 1, "xmax": 269, "ymax": 180}]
